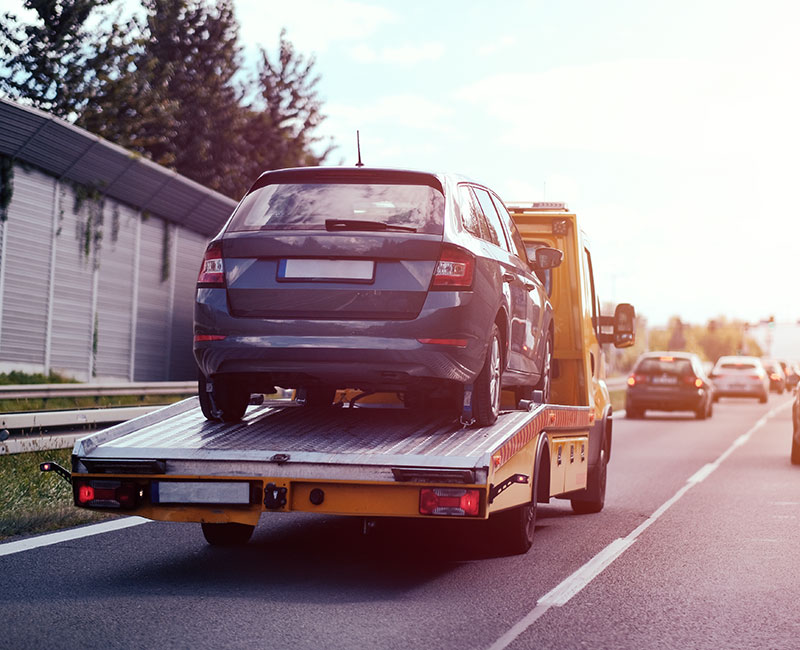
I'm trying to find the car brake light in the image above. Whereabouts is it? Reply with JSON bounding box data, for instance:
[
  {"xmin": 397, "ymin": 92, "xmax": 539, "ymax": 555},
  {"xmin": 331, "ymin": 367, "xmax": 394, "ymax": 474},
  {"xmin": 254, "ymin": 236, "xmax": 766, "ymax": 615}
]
[
  {"xmin": 431, "ymin": 245, "xmax": 474, "ymax": 289},
  {"xmin": 694, "ymin": 378, "xmax": 703, "ymax": 388},
  {"xmin": 194, "ymin": 334, "xmax": 227, "ymax": 342},
  {"xmin": 419, "ymin": 487, "xmax": 481, "ymax": 516},
  {"xmin": 197, "ymin": 243, "xmax": 224, "ymax": 287},
  {"xmin": 627, "ymin": 376, "xmax": 636, "ymax": 386},
  {"xmin": 417, "ymin": 338, "xmax": 468, "ymax": 347}
]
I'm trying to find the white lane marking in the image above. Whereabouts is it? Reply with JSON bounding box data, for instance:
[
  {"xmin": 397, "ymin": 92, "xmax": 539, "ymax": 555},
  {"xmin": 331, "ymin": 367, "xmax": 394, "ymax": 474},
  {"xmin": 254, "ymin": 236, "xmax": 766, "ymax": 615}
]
[
  {"xmin": 0, "ymin": 517, "xmax": 150, "ymax": 557},
  {"xmin": 488, "ymin": 399, "xmax": 790, "ymax": 650}
]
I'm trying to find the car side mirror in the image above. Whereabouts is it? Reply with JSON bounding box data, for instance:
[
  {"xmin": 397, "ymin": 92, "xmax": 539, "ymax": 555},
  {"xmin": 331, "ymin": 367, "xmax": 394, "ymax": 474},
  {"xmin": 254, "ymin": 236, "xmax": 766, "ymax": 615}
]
[
  {"xmin": 533, "ymin": 247, "xmax": 563, "ymax": 270},
  {"xmin": 612, "ymin": 303, "xmax": 635, "ymax": 348}
]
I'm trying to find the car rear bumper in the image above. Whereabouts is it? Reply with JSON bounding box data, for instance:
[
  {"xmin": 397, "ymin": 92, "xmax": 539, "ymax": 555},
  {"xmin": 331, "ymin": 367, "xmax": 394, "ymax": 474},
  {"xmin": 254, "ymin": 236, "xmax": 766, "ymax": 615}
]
[
  {"xmin": 626, "ymin": 387, "xmax": 706, "ymax": 411},
  {"xmin": 194, "ymin": 288, "xmax": 495, "ymax": 391}
]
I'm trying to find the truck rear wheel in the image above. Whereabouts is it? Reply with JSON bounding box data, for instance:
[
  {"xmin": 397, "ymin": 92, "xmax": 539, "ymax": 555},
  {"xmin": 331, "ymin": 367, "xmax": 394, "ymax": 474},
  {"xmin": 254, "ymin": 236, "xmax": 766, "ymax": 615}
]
[
  {"xmin": 489, "ymin": 462, "xmax": 542, "ymax": 555},
  {"xmin": 570, "ymin": 444, "xmax": 607, "ymax": 514},
  {"xmin": 201, "ymin": 522, "xmax": 255, "ymax": 546}
]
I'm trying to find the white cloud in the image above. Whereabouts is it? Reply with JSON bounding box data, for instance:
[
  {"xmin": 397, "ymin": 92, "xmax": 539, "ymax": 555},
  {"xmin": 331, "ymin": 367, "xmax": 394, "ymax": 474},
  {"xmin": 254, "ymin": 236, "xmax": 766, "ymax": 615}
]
[
  {"xmin": 477, "ymin": 35, "xmax": 517, "ymax": 56},
  {"xmin": 348, "ymin": 42, "xmax": 445, "ymax": 65},
  {"xmin": 235, "ymin": 0, "xmax": 397, "ymax": 54}
]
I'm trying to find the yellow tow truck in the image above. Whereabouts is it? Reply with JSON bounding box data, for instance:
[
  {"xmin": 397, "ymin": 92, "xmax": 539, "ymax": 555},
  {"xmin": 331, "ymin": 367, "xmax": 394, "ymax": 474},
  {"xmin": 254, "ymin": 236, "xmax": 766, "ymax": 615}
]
[{"xmin": 42, "ymin": 202, "xmax": 634, "ymax": 555}]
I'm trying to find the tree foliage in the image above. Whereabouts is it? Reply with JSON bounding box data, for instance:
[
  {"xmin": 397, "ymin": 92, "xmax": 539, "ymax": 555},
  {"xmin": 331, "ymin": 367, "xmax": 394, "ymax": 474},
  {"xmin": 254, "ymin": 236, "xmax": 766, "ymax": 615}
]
[{"xmin": 0, "ymin": 0, "xmax": 332, "ymax": 199}]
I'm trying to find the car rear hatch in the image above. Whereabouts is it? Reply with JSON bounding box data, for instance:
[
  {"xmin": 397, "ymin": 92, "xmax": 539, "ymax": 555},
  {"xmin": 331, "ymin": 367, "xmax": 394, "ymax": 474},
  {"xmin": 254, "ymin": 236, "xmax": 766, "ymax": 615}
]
[
  {"xmin": 632, "ymin": 356, "xmax": 698, "ymax": 392},
  {"xmin": 221, "ymin": 169, "xmax": 446, "ymax": 320}
]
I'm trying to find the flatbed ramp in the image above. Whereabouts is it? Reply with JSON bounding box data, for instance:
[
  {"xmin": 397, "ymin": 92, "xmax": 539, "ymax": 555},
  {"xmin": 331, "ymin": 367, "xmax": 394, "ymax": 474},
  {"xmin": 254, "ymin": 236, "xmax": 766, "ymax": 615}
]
[{"xmin": 73, "ymin": 398, "xmax": 586, "ymax": 483}]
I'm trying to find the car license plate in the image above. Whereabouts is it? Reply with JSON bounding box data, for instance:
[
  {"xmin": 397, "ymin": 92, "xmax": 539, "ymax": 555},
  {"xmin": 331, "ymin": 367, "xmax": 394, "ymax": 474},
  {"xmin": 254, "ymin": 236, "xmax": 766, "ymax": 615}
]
[
  {"xmin": 278, "ymin": 259, "xmax": 375, "ymax": 282},
  {"xmin": 151, "ymin": 481, "xmax": 251, "ymax": 504},
  {"xmin": 652, "ymin": 376, "xmax": 677, "ymax": 385}
]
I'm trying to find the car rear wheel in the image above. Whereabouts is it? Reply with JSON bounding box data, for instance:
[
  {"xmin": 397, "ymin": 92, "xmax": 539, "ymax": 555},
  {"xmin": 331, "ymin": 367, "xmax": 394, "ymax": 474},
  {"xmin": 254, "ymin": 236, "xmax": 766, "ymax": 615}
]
[
  {"xmin": 198, "ymin": 370, "xmax": 249, "ymax": 422},
  {"xmin": 626, "ymin": 406, "xmax": 643, "ymax": 419},
  {"xmin": 201, "ymin": 522, "xmax": 255, "ymax": 546},
  {"xmin": 759, "ymin": 393, "xmax": 768, "ymax": 404},
  {"xmin": 472, "ymin": 324, "xmax": 502, "ymax": 427}
]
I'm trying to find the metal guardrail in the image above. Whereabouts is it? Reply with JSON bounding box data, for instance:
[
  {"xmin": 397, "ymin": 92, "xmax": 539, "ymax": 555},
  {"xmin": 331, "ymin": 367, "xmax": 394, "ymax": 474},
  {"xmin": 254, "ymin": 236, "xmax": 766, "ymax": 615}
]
[
  {"xmin": 0, "ymin": 381, "xmax": 196, "ymax": 401},
  {"xmin": 1, "ymin": 405, "xmax": 164, "ymax": 432}
]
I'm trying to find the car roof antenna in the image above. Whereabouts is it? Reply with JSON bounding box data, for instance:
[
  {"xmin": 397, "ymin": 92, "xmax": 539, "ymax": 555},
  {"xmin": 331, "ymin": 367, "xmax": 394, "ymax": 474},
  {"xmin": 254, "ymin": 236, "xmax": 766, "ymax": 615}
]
[{"xmin": 355, "ymin": 130, "xmax": 364, "ymax": 167}]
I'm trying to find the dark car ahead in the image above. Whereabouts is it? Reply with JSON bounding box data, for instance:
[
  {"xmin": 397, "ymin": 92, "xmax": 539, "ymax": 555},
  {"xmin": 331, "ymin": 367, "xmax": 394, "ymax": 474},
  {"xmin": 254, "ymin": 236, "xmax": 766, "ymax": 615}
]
[
  {"xmin": 625, "ymin": 351, "xmax": 714, "ymax": 419},
  {"xmin": 194, "ymin": 167, "xmax": 561, "ymax": 426}
]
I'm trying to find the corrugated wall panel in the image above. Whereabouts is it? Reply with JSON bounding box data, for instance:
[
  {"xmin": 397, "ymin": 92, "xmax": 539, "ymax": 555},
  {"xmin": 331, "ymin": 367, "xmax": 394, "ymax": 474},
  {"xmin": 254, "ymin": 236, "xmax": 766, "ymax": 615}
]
[
  {"xmin": 169, "ymin": 229, "xmax": 207, "ymax": 379},
  {"xmin": 94, "ymin": 202, "xmax": 138, "ymax": 380},
  {"xmin": 0, "ymin": 166, "xmax": 52, "ymax": 368},
  {"xmin": 134, "ymin": 217, "xmax": 172, "ymax": 380},
  {"xmin": 49, "ymin": 184, "xmax": 95, "ymax": 379}
]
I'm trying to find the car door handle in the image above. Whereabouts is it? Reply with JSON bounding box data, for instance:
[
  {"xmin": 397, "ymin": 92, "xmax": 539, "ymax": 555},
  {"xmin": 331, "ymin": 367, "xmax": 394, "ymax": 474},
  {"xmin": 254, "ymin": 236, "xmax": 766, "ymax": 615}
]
[{"xmin": 503, "ymin": 273, "xmax": 515, "ymax": 283}]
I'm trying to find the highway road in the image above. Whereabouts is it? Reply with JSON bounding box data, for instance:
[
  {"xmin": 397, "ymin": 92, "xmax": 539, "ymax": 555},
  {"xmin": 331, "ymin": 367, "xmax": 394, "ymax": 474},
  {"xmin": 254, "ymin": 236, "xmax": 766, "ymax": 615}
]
[{"xmin": 2, "ymin": 395, "xmax": 798, "ymax": 649}]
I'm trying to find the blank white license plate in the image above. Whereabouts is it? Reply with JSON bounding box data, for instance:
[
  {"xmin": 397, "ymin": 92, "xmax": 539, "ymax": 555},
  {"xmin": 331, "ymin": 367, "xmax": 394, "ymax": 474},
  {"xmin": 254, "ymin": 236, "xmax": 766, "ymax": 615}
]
[
  {"xmin": 279, "ymin": 259, "xmax": 374, "ymax": 281},
  {"xmin": 152, "ymin": 481, "xmax": 251, "ymax": 504}
]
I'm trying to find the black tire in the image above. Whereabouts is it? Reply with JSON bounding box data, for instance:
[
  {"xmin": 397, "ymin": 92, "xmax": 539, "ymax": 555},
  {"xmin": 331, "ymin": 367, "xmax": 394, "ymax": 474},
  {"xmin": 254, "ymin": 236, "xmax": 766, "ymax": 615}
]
[
  {"xmin": 201, "ymin": 522, "xmax": 255, "ymax": 546},
  {"xmin": 759, "ymin": 393, "xmax": 768, "ymax": 404},
  {"xmin": 792, "ymin": 433, "xmax": 800, "ymax": 465},
  {"xmin": 706, "ymin": 398, "xmax": 713, "ymax": 418},
  {"xmin": 533, "ymin": 334, "xmax": 553, "ymax": 404},
  {"xmin": 695, "ymin": 398, "xmax": 707, "ymax": 420},
  {"xmin": 571, "ymin": 441, "xmax": 608, "ymax": 514},
  {"xmin": 197, "ymin": 370, "xmax": 249, "ymax": 422},
  {"xmin": 303, "ymin": 386, "xmax": 337, "ymax": 408},
  {"xmin": 472, "ymin": 324, "xmax": 502, "ymax": 427},
  {"xmin": 626, "ymin": 407, "xmax": 642, "ymax": 419},
  {"xmin": 489, "ymin": 463, "xmax": 540, "ymax": 555}
]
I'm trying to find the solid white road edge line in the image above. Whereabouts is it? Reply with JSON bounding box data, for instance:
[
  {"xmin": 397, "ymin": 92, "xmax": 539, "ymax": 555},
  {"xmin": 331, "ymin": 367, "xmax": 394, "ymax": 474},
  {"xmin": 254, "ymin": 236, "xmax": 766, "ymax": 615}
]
[
  {"xmin": 0, "ymin": 517, "xmax": 150, "ymax": 557},
  {"xmin": 487, "ymin": 399, "xmax": 790, "ymax": 650}
]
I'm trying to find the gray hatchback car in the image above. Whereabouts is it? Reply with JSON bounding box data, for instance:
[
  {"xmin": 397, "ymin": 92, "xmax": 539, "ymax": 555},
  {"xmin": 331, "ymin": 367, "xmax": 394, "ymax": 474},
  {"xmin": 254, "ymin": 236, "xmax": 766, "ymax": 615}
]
[{"xmin": 194, "ymin": 167, "xmax": 560, "ymax": 426}]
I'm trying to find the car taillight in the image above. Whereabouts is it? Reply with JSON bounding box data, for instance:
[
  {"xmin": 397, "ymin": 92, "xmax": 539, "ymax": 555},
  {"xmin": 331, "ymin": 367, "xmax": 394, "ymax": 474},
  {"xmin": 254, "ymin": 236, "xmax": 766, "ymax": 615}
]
[
  {"xmin": 628, "ymin": 374, "xmax": 648, "ymax": 386},
  {"xmin": 431, "ymin": 245, "xmax": 474, "ymax": 290},
  {"xmin": 74, "ymin": 479, "xmax": 141, "ymax": 510},
  {"xmin": 627, "ymin": 376, "xmax": 636, "ymax": 386},
  {"xmin": 197, "ymin": 242, "xmax": 224, "ymax": 287},
  {"xmin": 419, "ymin": 487, "xmax": 481, "ymax": 516},
  {"xmin": 694, "ymin": 378, "xmax": 704, "ymax": 388}
]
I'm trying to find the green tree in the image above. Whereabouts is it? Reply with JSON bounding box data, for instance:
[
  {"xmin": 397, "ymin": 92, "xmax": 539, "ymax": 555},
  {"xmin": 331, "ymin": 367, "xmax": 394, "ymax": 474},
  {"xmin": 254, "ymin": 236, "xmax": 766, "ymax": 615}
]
[{"xmin": 0, "ymin": 0, "xmax": 129, "ymax": 118}]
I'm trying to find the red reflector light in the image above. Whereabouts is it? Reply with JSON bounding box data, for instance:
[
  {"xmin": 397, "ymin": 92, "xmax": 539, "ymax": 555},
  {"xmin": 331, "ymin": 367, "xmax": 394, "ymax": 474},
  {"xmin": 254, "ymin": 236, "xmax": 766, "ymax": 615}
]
[
  {"xmin": 78, "ymin": 484, "xmax": 95, "ymax": 504},
  {"xmin": 417, "ymin": 338, "xmax": 468, "ymax": 347},
  {"xmin": 419, "ymin": 487, "xmax": 481, "ymax": 517},
  {"xmin": 194, "ymin": 334, "xmax": 226, "ymax": 342},
  {"xmin": 197, "ymin": 243, "xmax": 224, "ymax": 286},
  {"xmin": 431, "ymin": 245, "xmax": 474, "ymax": 289}
]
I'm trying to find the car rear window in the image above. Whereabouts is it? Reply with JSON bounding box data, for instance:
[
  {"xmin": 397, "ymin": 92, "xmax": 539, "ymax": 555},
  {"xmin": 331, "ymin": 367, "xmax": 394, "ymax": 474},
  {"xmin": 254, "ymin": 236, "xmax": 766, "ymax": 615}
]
[
  {"xmin": 637, "ymin": 358, "xmax": 693, "ymax": 376},
  {"xmin": 226, "ymin": 183, "xmax": 445, "ymax": 234}
]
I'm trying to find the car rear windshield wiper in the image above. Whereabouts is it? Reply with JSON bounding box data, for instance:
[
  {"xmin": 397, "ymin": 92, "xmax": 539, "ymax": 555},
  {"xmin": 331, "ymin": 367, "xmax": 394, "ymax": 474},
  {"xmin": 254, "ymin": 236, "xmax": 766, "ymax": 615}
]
[{"xmin": 325, "ymin": 219, "xmax": 417, "ymax": 233}]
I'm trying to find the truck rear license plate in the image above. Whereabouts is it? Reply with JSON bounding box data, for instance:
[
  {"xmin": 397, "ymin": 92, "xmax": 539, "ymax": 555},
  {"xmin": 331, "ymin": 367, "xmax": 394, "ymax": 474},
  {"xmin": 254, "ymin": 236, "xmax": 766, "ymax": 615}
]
[{"xmin": 152, "ymin": 481, "xmax": 251, "ymax": 505}]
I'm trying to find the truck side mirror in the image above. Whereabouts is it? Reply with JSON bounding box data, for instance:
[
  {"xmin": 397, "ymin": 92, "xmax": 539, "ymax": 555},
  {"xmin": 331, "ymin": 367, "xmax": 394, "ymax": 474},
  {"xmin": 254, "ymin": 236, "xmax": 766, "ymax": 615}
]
[
  {"xmin": 613, "ymin": 303, "xmax": 635, "ymax": 348},
  {"xmin": 533, "ymin": 247, "xmax": 563, "ymax": 270}
]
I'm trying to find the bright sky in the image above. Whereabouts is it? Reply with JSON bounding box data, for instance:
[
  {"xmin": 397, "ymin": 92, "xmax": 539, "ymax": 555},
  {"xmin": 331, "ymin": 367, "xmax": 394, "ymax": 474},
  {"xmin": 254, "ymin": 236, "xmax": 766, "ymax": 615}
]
[{"xmin": 4, "ymin": 0, "xmax": 800, "ymax": 329}]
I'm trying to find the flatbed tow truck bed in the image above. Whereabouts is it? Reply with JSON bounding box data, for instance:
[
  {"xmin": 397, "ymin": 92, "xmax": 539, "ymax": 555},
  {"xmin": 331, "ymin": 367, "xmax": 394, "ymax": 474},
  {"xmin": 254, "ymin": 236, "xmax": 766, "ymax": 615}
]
[{"xmin": 63, "ymin": 398, "xmax": 593, "ymax": 540}]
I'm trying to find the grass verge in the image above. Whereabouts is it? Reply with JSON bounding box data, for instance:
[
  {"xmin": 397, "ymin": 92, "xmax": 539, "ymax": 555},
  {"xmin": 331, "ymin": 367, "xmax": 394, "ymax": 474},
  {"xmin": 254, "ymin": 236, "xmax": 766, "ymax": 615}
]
[{"xmin": 0, "ymin": 446, "xmax": 117, "ymax": 542}]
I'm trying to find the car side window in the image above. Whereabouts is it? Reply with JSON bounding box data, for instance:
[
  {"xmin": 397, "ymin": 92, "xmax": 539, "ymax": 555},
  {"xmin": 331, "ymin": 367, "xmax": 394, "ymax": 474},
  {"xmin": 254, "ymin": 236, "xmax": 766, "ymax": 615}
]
[
  {"xmin": 472, "ymin": 187, "xmax": 509, "ymax": 250},
  {"xmin": 458, "ymin": 184, "xmax": 492, "ymax": 242},
  {"xmin": 490, "ymin": 193, "xmax": 529, "ymax": 263}
]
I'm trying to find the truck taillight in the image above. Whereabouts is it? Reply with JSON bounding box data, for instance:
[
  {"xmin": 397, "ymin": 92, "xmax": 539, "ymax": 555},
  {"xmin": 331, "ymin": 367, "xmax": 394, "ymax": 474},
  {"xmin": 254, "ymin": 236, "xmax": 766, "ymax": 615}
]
[
  {"xmin": 431, "ymin": 245, "xmax": 474, "ymax": 290},
  {"xmin": 74, "ymin": 479, "xmax": 140, "ymax": 510},
  {"xmin": 419, "ymin": 487, "xmax": 481, "ymax": 517},
  {"xmin": 197, "ymin": 242, "xmax": 224, "ymax": 287}
]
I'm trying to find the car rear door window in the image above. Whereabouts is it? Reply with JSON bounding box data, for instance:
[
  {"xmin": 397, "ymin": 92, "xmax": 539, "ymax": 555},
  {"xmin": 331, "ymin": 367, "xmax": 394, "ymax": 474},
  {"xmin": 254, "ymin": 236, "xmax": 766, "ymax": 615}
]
[
  {"xmin": 491, "ymin": 193, "xmax": 529, "ymax": 263},
  {"xmin": 473, "ymin": 187, "xmax": 510, "ymax": 251},
  {"xmin": 458, "ymin": 184, "xmax": 494, "ymax": 243}
]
